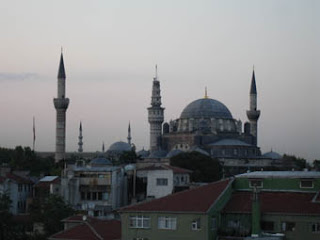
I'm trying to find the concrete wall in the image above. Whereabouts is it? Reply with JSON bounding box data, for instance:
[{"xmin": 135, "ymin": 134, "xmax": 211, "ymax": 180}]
[
  {"xmin": 146, "ymin": 169, "xmax": 173, "ymax": 199},
  {"xmin": 121, "ymin": 213, "xmax": 209, "ymax": 240}
]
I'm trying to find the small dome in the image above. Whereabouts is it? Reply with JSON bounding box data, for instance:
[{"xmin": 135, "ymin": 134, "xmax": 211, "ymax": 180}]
[
  {"xmin": 137, "ymin": 148, "xmax": 149, "ymax": 158},
  {"xmin": 262, "ymin": 151, "xmax": 282, "ymax": 160},
  {"xmin": 166, "ymin": 149, "xmax": 183, "ymax": 158},
  {"xmin": 108, "ymin": 141, "xmax": 132, "ymax": 152},
  {"xmin": 148, "ymin": 150, "xmax": 168, "ymax": 158},
  {"xmin": 90, "ymin": 157, "xmax": 112, "ymax": 166},
  {"xmin": 180, "ymin": 98, "xmax": 233, "ymax": 119}
]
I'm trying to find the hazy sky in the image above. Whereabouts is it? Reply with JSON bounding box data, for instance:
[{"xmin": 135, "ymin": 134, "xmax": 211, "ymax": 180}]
[{"xmin": 0, "ymin": 0, "xmax": 319, "ymax": 161}]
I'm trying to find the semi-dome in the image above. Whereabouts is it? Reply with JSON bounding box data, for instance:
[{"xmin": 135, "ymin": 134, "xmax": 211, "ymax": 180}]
[
  {"xmin": 90, "ymin": 157, "xmax": 112, "ymax": 166},
  {"xmin": 180, "ymin": 98, "xmax": 233, "ymax": 119},
  {"xmin": 108, "ymin": 141, "xmax": 132, "ymax": 152},
  {"xmin": 262, "ymin": 151, "xmax": 282, "ymax": 160}
]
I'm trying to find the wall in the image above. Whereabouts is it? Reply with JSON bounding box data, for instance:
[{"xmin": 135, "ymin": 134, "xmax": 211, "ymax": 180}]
[
  {"xmin": 121, "ymin": 212, "xmax": 208, "ymax": 240},
  {"xmin": 147, "ymin": 170, "xmax": 173, "ymax": 199}
]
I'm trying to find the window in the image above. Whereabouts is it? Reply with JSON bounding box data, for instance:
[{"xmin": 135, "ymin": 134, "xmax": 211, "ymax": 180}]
[
  {"xmin": 261, "ymin": 221, "xmax": 274, "ymax": 231},
  {"xmin": 98, "ymin": 192, "xmax": 102, "ymax": 200},
  {"xmin": 18, "ymin": 184, "xmax": 22, "ymax": 192},
  {"xmin": 192, "ymin": 218, "xmax": 201, "ymax": 230},
  {"xmin": 130, "ymin": 216, "xmax": 150, "ymax": 229},
  {"xmin": 211, "ymin": 217, "xmax": 217, "ymax": 230},
  {"xmin": 158, "ymin": 217, "xmax": 177, "ymax": 230},
  {"xmin": 300, "ymin": 180, "xmax": 314, "ymax": 189},
  {"xmin": 312, "ymin": 223, "xmax": 320, "ymax": 233},
  {"xmin": 249, "ymin": 179, "xmax": 263, "ymax": 188},
  {"xmin": 156, "ymin": 178, "xmax": 168, "ymax": 186},
  {"xmin": 282, "ymin": 222, "xmax": 295, "ymax": 232},
  {"xmin": 133, "ymin": 238, "xmax": 148, "ymax": 240},
  {"xmin": 81, "ymin": 192, "xmax": 86, "ymax": 200}
]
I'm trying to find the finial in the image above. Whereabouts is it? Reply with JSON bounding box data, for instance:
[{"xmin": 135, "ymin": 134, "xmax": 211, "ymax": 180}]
[
  {"xmin": 204, "ymin": 87, "xmax": 208, "ymax": 99},
  {"xmin": 61, "ymin": 47, "xmax": 63, "ymax": 54},
  {"xmin": 102, "ymin": 142, "xmax": 105, "ymax": 153},
  {"xmin": 155, "ymin": 64, "xmax": 158, "ymax": 79},
  {"xmin": 253, "ymin": 64, "xmax": 254, "ymax": 71}
]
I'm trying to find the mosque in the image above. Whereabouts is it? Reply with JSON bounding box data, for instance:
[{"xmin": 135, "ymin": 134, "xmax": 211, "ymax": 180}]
[
  {"xmin": 52, "ymin": 52, "xmax": 283, "ymax": 172},
  {"xmin": 146, "ymin": 66, "xmax": 271, "ymax": 160}
]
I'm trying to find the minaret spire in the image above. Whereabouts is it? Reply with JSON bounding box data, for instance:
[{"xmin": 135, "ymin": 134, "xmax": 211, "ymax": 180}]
[
  {"xmin": 127, "ymin": 122, "xmax": 132, "ymax": 145},
  {"xmin": 204, "ymin": 87, "xmax": 208, "ymax": 99},
  {"xmin": 148, "ymin": 65, "xmax": 164, "ymax": 153},
  {"xmin": 53, "ymin": 50, "xmax": 70, "ymax": 162},
  {"xmin": 78, "ymin": 122, "xmax": 83, "ymax": 153},
  {"xmin": 246, "ymin": 67, "xmax": 260, "ymax": 146}
]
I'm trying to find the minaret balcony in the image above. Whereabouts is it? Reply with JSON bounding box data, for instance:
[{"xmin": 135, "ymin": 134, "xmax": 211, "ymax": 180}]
[
  {"xmin": 246, "ymin": 110, "xmax": 260, "ymax": 121},
  {"xmin": 54, "ymin": 98, "xmax": 70, "ymax": 109}
]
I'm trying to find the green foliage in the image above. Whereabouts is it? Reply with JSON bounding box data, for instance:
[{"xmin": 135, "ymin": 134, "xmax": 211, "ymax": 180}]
[
  {"xmin": 170, "ymin": 151, "xmax": 222, "ymax": 182},
  {"xmin": 313, "ymin": 160, "xmax": 320, "ymax": 171},
  {"xmin": 0, "ymin": 146, "xmax": 58, "ymax": 176},
  {"xmin": 283, "ymin": 154, "xmax": 307, "ymax": 170},
  {"xmin": 118, "ymin": 150, "xmax": 140, "ymax": 164},
  {"xmin": 0, "ymin": 193, "xmax": 29, "ymax": 240},
  {"xmin": 30, "ymin": 194, "xmax": 74, "ymax": 236}
]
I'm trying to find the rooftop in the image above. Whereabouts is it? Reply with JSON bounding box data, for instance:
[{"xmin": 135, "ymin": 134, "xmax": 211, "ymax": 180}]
[
  {"xmin": 138, "ymin": 164, "xmax": 192, "ymax": 174},
  {"xmin": 119, "ymin": 179, "xmax": 231, "ymax": 213},
  {"xmin": 237, "ymin": 171, "xmax": 320, "ymax": 179},
  {"xmin": 224, "ymin": 191, "xmax": 320, "ymax": 215},
  {"xmin": 49, "ymin": 218, "xmax": 121, "ymax": 240}
]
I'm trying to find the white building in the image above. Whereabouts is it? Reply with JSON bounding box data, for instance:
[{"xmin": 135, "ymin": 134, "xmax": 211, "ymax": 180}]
[
  {"xmin": 137, "ymin": 164, "xmax": 192, "ymax": 199},
  {"xmin": 61, "ymin": 157, "xmax": 127, "ymax": 218}
]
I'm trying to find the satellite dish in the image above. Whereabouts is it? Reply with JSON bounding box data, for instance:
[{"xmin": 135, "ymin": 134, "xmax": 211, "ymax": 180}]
[{"xmin": 82, "ymin": 215, "xmax": 87, "ymax": 221}]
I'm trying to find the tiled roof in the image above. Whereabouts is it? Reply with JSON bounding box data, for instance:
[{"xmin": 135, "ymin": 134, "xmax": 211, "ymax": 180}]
[
  {"xmin": 49, "ymin": 219, "xmax": 121, "ymax": 240},
  {"xmin": 138, "ymin": 164, "xmax": 192, "ymax": 174},
  {"xmin": 119, "ymin": 179, "xmax": 231, "ymax": 213},
  {"xmin": 165, "ymin": 165, "xmax": 192, "ymax": 174},
  {"xmin": 223, "ymin": 191, "xmax": 320, "ymax": 215},
  {"xmin": 237, "ymin": 171, "xmax": 320, "ymax": 179},
  {"xmin": 6, "ymin": 173, "xmax": 34, "ymax": 184}
]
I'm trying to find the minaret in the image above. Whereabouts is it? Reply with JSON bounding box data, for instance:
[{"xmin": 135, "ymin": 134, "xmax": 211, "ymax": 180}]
[
  {"xmin": 53, "ymin": 51, "xmax": 70, "ymax": 162},
  {"xmin": 246, "ymin": 68, "xmax": 260, "ymax": 145},
  {"xmin": 147, "ymin": 65, "xmax": 164, "ymax": 153},
  {"xmin": 78, "ymin": 122, "xmax": 83, "ymax": 153},
  {"xmin": 127, "ymin": 122, "xmax": 132, "ymax": 145}
]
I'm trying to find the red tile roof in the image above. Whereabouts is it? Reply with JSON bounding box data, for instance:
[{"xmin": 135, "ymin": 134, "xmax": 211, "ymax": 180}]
[
  {"xmin": 165, "ymin": 165, "xmax": 193, "ymax": 174},
  {"xmin": 138, "ymin": 164, "xmax": 192, "ymax": 174},
  {"xmin": 49, "ymin": 219, "xmax": 121, "ymax": 240},
  {"xmin": 120, "ymin": 179, "xmax": 231, "ymax": 213},
  {"xmin": 6, "ymin": 173, "xmax": 34, "ymax": 184},
  {"xmin": 224, "ymin": 191, "xmax": 320, "ymax": 215}
]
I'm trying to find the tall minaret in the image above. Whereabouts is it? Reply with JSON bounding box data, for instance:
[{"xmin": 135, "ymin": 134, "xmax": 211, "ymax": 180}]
[
  {"xmin": 246, "ymin": 68, "xmax": 260, "ymax": 146},
  {"xmin": 127, "ymin": 122, "xmax": 132, "ymax": 145},
  {"xmin": 53, "ymin": 51, "xmax": 70, "ymax": 162},
  {"xmin": 148, "ymin": 65, "xmax": 164, "ymax": 153},
  {"xmin": 78, "ymin": 122, "xmax": 83, "ymax": 153}
]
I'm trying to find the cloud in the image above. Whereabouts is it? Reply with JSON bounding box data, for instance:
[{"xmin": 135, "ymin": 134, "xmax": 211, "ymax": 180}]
[{"xmin": 0, "ymin": 72, "xmax": 39, "ymax": 81}]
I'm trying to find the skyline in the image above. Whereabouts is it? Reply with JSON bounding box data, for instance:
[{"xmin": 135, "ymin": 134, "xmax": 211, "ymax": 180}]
[{"xmin": 0, "ymin": 0, "xmax": 319, "ymax": 161}]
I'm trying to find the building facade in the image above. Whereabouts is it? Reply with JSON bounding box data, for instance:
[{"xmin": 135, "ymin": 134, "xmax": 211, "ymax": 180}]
[
  {"xmin": 120, "ymin": 171, "xmax": 320, "ymax": 240},
  {"xmin": 61, "ymin": 157, "xmax": 127, "ymax": 218}
]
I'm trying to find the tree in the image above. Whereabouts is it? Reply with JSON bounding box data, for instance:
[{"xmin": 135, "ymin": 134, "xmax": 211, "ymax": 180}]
[
  {"xmin": 118, "ymin": 150, "xmax": 140, "ymax": 164},
  {"xmin": 170, "ymin": 151, "xmax": 222, "ymax": 182},
  {"xmin": 30, "ymin": 194, "xmax": 74, "ymax": 236},
  {"xmin": 282, "ymin": 154, "xmax": 308, "ymax": 170},
  {"xmin": 313, "ymin": 160, "xmax": 320, "ymax": 171}
]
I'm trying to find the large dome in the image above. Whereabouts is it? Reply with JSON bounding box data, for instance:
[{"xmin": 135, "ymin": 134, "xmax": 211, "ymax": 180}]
[
  {"xmin": 180, "ymin": 98, "xmax": 233, "ymax": 119},
  {"xmin": 108, "ymin": 141, "xmax": 132, "ymax": 152}
]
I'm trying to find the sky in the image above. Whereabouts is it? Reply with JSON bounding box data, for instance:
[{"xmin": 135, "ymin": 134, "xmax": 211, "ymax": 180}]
[{"xmin": 0, "ymin": 0, "xmax": 319, "ymax": 161}]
